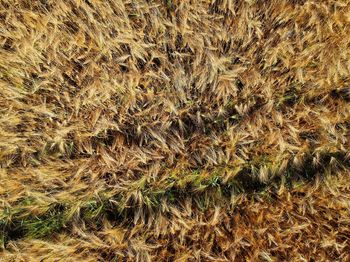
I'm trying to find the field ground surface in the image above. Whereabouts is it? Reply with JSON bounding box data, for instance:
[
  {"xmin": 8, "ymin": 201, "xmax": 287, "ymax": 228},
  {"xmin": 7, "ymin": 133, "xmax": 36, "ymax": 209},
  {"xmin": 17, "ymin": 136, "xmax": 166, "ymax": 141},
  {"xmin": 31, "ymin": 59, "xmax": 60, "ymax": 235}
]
[{"xmin": 1, "ymin": 0, "xmax": 350, "ymax": 261}]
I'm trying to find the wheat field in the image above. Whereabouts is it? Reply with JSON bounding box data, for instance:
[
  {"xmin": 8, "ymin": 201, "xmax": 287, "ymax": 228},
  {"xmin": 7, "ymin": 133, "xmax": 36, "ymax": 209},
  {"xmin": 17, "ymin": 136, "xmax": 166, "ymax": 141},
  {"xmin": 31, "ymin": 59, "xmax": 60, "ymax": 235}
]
[{"xmin": 1, "ymin": 0, "xmax": 350, "ymax": 261}]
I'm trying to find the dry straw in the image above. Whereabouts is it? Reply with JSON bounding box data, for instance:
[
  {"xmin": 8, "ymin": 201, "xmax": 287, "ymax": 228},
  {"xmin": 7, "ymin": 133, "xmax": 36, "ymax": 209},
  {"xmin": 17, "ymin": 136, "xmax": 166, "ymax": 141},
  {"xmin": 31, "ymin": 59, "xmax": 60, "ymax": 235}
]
[{"xmin": 1, "ymin": 0, "xmax": 349, "ymax": 261}]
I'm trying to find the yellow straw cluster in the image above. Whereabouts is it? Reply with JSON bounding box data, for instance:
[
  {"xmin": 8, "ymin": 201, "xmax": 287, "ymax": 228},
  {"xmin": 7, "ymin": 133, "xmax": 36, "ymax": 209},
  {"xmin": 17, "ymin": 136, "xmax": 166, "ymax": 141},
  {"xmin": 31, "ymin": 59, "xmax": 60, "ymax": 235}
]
[{"xmin": 1, "ymin": 0, "xmax": 349, "ymax": 261}]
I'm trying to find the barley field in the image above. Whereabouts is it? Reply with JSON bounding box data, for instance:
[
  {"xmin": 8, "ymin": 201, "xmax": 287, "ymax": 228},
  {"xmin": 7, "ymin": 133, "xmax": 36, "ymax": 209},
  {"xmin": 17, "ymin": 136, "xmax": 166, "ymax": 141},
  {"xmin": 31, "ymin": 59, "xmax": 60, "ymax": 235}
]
[{"xmin": 1, "ymin": 0, "xmax": 350, "ymax": 261}]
